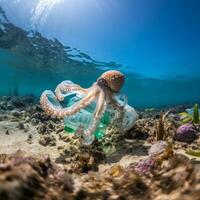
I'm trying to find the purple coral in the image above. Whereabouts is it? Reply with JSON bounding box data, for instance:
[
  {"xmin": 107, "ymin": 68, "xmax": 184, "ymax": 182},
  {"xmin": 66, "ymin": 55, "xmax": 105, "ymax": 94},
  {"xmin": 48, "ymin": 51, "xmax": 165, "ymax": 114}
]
[
  {"xmin": 134, "ymin": 156, "xmax": 156, "ymax": 175},
  {"xmin": 175, "ymin": 124, "xmax": 197, "ymax": 143}
]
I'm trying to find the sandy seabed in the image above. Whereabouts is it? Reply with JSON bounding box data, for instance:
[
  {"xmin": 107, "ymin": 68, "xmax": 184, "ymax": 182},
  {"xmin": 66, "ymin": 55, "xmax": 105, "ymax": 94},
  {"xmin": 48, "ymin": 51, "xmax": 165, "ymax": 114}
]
[{"xmin": 0, "ymin": 96, "xmax": 199, "ymax": 200}]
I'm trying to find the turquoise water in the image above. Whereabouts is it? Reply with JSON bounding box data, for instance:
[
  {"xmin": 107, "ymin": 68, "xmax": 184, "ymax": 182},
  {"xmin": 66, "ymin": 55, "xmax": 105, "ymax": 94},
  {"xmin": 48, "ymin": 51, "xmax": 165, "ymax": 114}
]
[
  {"xmin": 1, "ymin": 1, "xmax": 200, "ymax": 108},
  {"xmin": 1, "ymin": 47, "xmax": 200, "ymax": 108}
]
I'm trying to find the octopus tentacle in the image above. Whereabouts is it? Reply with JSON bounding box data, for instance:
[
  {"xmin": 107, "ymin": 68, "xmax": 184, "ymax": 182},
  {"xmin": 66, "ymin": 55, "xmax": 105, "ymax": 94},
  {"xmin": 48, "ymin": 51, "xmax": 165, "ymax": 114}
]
[
  {"xmin": 81, "ymin": 88, "xmax": 106, "ymax": 145},
  {"xmin": 40, "ymin": 86, "xmax": 98, "ymax": 118},
  {"xmin": 55, "ymin": 80, "xmax": 88, "ymax": 101},
  {"xmin": 40, "ymin": 70, "xmax": 129, "ymax": 145},
  {"xmin": 109, "ymin": 95, "xmax": 125, "ymax": 111},
  {"xmin": 93, "ymin": 89, "xmax": 106, "ymax": 121}
]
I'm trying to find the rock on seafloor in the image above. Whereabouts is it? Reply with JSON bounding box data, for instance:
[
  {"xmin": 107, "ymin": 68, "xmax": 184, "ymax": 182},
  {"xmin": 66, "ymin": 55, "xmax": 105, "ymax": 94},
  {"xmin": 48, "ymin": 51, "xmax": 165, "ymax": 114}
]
[{"xmin": 175, "ymin": 123, "xmax": 197, "ymax": 143}]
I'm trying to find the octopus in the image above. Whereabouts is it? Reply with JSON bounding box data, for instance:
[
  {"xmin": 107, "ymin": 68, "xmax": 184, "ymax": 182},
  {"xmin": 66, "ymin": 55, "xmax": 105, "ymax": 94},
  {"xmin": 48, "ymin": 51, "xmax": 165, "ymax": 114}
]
[{"xmin": 40, "ymin": 70, "xmax": 126, "ymax": 145}]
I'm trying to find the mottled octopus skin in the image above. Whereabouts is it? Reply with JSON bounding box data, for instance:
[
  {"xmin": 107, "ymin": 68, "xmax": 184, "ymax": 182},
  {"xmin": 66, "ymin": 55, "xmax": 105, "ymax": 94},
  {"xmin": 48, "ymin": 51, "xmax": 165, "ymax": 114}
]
[
  {"xmin": 40, "ymin": 70, "xmax": 125, "ymax": 145},
  {"xmin": 99, "ymin": 70, "xmax": 125, "ymax": 92}
]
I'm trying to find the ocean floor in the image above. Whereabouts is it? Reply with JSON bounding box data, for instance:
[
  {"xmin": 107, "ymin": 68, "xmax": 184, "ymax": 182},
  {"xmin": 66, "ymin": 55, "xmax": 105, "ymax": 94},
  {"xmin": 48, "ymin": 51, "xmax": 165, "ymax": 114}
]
[{"xmin": 0, "ymin": 95, "xmax": 200, "ymax": 200}]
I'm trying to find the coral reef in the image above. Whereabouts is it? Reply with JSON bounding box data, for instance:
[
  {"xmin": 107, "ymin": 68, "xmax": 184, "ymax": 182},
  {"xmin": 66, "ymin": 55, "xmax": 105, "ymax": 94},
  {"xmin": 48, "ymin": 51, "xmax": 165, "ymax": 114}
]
[
  {"xmin": 134, "ymin": 156, "xmax": 156, "ymax": 175},
  {"xmin": 0, "ymin": 150, "xmax": 199, "ymax": 200},
  {"xmin": 0, "ymin": 95, "xmax": 200, "ymax": 200},
  {"xmin": 155, "ymin": 111, "xmax": 170, "ymax": 141},
  {"xmin": 128, "ymin": 112, "xmax": 177, "ymax": 144}
]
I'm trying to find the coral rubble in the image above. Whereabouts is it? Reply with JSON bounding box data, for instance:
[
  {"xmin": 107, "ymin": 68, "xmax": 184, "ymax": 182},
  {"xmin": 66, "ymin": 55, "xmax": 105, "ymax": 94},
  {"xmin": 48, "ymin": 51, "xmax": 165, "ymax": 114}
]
[{"xmin": 0, "ymin": 95, "xmax": 200, "ymax": 200}]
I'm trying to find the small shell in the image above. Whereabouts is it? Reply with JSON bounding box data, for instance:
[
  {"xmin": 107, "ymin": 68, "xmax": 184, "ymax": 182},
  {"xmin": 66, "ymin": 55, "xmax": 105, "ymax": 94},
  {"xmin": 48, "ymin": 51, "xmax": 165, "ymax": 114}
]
[{"xmin": 148, "ymin": 141, "xmax": 168, "ymax": 156}]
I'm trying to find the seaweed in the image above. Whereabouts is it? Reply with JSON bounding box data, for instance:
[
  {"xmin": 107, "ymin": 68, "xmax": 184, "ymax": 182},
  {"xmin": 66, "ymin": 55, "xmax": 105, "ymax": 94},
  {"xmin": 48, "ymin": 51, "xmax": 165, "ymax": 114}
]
[
  {"xmin": 179, "ymin": 112, "xmax": 193, "ymax": 124},
  {"xmin": 179, "ymin": 103, "xmax": 200, "ymax": 124},
  {"xmin": 185, "ymin": 149, "xmax": 200, "ymax": 157},
  {"xmin": 193, "ymin": 104, "xmax": 200, "ymax": 124}
]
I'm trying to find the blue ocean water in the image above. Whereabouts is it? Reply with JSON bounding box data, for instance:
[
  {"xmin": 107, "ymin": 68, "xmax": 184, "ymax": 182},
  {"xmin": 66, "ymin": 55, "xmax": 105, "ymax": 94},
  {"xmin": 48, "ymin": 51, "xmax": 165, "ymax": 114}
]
[
  {"xmin": 1, "ymin": 47, "xmax": 200, "ymax": 108},
  {"xmin": 0, "ymin": 0, "xmax": 200, "ymax": 108}
]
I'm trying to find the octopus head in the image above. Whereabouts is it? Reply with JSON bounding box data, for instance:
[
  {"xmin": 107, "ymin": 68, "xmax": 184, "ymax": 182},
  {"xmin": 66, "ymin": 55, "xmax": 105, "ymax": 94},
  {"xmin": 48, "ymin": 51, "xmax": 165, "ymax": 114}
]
[{"xmin": 97, "ymin": 70, "xmax": 125, "ymax": 93}]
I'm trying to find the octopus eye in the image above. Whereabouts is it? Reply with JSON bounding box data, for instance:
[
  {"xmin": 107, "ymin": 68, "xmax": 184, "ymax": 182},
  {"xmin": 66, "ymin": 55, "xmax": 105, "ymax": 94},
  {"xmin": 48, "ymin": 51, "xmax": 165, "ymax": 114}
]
[{"xmin": 97, "ymin": 78, "xmax": 108, "ymax": 88}]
